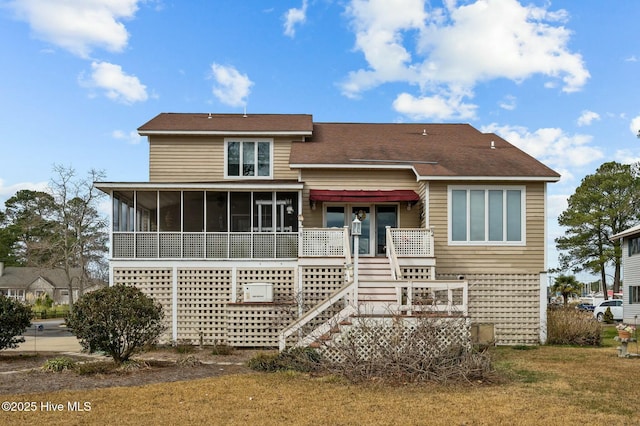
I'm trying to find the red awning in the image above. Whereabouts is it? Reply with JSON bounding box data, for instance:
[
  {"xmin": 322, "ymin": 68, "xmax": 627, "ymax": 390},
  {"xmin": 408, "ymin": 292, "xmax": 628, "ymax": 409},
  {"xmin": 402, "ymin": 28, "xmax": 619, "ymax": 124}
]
[{"xmin": 309, "ymin": 189, "xmax": 420, "ymax": 203}]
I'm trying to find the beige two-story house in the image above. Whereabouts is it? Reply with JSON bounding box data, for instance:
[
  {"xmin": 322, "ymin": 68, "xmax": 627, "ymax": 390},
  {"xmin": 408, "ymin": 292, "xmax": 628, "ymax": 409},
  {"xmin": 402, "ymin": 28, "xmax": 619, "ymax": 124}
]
[{"xmin": 97, "ymin": 113, "xmax": 560, "ymax": 348}]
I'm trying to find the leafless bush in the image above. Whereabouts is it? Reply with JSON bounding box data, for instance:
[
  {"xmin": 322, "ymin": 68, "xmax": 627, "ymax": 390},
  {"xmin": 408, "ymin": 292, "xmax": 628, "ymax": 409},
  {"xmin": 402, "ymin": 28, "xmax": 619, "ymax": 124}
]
[
  {"xmin": 546, "ymin": 307, "xmax": 601, "ymax": 346},
  {"xmin": 319, "ymin": 316, "xmax": 493, "ymax": 384}
]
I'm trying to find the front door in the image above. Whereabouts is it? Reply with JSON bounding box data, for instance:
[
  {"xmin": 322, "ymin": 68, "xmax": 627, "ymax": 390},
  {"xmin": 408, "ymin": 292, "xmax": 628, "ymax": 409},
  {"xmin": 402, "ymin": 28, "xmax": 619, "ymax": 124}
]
[
  {"xmin": 352, "ymin": 206, "xmax": 371, "ymax": 255},
  {"xmin": 325, "ymin": 205, "xmax": 398, "ymax": 256}
]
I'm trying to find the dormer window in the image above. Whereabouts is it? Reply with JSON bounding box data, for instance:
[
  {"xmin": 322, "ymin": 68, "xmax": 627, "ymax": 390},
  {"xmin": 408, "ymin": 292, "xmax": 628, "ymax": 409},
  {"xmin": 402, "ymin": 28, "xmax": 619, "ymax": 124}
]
[{"xmin": 225, "ymin": 139, "xmax": 272, "ymax": 178}]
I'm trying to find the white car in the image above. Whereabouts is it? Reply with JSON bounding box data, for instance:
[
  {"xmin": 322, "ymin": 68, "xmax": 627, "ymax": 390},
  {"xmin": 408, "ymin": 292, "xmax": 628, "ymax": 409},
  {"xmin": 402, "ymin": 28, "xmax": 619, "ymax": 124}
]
[{"xmin": 593, "ymin": 299, "xmax": 623, "ymax": 322}]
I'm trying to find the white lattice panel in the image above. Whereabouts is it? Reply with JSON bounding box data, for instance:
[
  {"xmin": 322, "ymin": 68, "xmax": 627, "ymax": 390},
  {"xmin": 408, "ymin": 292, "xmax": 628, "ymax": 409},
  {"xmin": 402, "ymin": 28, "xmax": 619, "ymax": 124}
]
[
  {"xmin": 300, "ymin": 266, "xmax": 345, "ymax": 327},
  {"xmin": 391, "ymin": 229, "xmax": 433, "ymax": 256},
  {"xmin": 320, "ymin": 317, "xmax": 471, "ymax": 364},
  {"xmin": 439, "ymin": 273, "xmax": 540, "ymax": 345},
  {"xmin": 252, "ymin": 234, "xmax": 275, "ymax": 258},
  {"xmin": 113, "ymin": 233, "xmax": 135, "ymax": 258},
  {"xmin": 301, "ymin": 229, "xmax": 345, "ymax": 256},
  {"xmin": 276, "ymin": 234, "xmax": 298, "ymax": 258},
  {"xmin": 182, "ymin": 233, "xmax": 205, "ymax": 258},
  {"xmin": 206, "ymin": 233, "xmax": 228, "ymax": 258},
  {"xmin": 112, "ymin": 268, "xmax": 174, "ymax": 343},
  {"xmin": 176, "ymin": 268, "xmax": 232, "ymax": 345},
  {"xmin": 136, "ymin": 233, "xmax": 158, "ymax": 258},
  {"xmin": 229, "ymin": 233, "xmax": 251, "ymax": 258},
  {"xmin": 159, "ymin": 233, "xmax": 181, "ymax": 258},
  {"xmin": 226, "ymin": 304, "xmax": 295, "ymax": 347},
  {"xmin": 236, "ymin": 268, "xmax": 296, "ymax": 303}
]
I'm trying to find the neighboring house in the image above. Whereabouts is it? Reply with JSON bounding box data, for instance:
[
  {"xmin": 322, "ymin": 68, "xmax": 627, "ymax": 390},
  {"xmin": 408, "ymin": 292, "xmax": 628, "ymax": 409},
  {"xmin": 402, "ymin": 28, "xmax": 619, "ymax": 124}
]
[
  {"xmin": 611, "ymin": 225, "xmax": 640, "ymax": 322},
  {"xmin": 96, "ymin": 113, "xmax": 560, "ymax": 347},
  {"xmin": 0, "ymin": 262, "xmax": 83, "ymax": 305}
]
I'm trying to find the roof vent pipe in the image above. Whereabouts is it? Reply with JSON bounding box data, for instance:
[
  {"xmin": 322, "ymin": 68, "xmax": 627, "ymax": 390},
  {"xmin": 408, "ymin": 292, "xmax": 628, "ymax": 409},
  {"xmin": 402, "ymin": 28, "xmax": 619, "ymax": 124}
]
[
  {"xmin": 207, "ymin": 113, "xmax": 212, "ymax": 119},
  {"xmin": 490, "ymin": 141, "xmax": 496, "ymax": 149},
  {"xmin": 422, "ymin": 129, "xmax": 427, "ymax": 136}
]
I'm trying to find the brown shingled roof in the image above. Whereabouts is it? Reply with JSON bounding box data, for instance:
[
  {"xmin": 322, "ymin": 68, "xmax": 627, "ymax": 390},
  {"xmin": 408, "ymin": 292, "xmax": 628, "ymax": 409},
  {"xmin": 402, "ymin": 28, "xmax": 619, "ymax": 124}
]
[
  {"xmin": 290, "ymin": 123, "xmax": 560, "ymax": 180},
  {"xmin": 138, "ymin": 113, "xmax": 313, "ymax": 134}
]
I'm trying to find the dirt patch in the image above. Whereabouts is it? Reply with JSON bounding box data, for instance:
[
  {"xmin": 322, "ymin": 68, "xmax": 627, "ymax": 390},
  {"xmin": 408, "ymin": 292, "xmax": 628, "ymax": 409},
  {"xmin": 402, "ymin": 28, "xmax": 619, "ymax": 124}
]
[{"xmin": 0, "ymin": 347, "xmax": 268, "ymax": 395}]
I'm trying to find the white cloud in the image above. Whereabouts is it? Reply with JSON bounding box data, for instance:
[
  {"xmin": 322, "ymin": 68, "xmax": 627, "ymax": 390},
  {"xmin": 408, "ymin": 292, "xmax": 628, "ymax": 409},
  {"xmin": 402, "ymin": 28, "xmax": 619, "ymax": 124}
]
[
  {"xmin": 210, "ymin": 63, "xmax": 253, "ymax": 108},
  {"xmin": 393, "ymin": 90, "xmax": 477, "ymax": 120},
  {"xmin": 342, "ymin": 0, "xmax": 589, "ymax": 120},
  {"xmin": 482, "ymin": 123, "xmax": 604, "ymax": 171},
  {"xmin": 6, "ymin": 0, "xmax": 141, "ymax": 58},
  {"xmin": 577, "ymin": 110, "xmax": 600, "ymax": 127},
  {"xmin": 80, "ymin": 61, "xmax": 148, "ymax": 104},
  {"xmin": 283, "ymin": 0, "xmax": 308, "ymax": 37},
  {"xmin": 630, "ymin": 115, "xmax": 640, "ymax": 137},
  {"xmin": 499, "ymin": 95, "xmax": 517, "ymax": 111},
  {"xmin": 112, "ymin": 130, "xmax": 143, "ymax": 145}
]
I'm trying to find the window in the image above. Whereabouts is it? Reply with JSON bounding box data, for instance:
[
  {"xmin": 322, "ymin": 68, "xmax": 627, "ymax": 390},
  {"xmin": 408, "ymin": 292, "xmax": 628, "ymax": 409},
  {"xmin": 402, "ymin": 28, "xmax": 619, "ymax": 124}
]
[
  {"xmin": 226, "ymin": 139, "xmax": 272, "ymax": 178},
  {"xmin": 449, "ymin": 186, "xmax": 525, "ymax": 244},
  {"xmin": 630, "ymin": 286, "xmax": 640, "ymax": 304},
  {"xmin": 629, "ymin": 237, "xmax": 640, "ymax": 257}
]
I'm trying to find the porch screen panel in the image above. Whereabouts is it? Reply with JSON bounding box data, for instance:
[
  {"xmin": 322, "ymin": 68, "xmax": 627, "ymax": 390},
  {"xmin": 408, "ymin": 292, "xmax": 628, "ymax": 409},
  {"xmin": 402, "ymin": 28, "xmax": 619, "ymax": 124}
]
[
  {"xmin": 277, "ymin": 192, "xmax": 298, "ymax": 232},
  {"xmin": 136, "ymin": 191, "xmax": 158, "ymax": 232},
  {"xmin": 183, "ymin": 191, "xmax": 204, "ymax": 232},
  {"xmin": 230, "ymin": 192, "xmax": 251, "ymax": 232},
  {"xmin": 159, "ymin": 191, "xmax": 181, "ymax": 232},
  {"xmin": 206, "ymin": 191, "xmax": 228, "ymax": 232},
  {"xmin": 254, "ymin": 192, "xmax": 273, "ymax": 232}
]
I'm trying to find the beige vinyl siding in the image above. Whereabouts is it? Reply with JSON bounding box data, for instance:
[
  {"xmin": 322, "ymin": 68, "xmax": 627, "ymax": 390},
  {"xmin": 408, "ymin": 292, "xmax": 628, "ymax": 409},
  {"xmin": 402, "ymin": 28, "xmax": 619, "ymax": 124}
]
[
  {"xmin": 429, "ymin": 181, "xmax": 546, "ymax": 274},
  {"xmin": 299, "ymin": 169, "xmax": 421, "ymax": 227},
  {"xmin": 149, "ymin": 136, "xmax": 298, "ymax": 182}
]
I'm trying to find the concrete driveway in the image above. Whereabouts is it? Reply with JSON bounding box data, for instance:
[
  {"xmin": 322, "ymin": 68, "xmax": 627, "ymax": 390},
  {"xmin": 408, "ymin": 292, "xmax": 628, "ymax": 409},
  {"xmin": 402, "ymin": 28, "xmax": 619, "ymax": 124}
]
[{"xmin": 5, "ymin": 318, "xmax": 83, "ymax": 353}]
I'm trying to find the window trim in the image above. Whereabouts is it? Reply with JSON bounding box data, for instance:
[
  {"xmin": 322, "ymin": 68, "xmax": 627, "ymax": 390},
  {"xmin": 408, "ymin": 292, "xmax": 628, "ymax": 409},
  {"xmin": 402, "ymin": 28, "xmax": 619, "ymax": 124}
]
[
  {"xmin": 447, "ymin": 185, "xmax": 526, "ymax": 246},
  {"xmin": 224, "ymin": 138, "xmax": 273, "ymax": 179}
]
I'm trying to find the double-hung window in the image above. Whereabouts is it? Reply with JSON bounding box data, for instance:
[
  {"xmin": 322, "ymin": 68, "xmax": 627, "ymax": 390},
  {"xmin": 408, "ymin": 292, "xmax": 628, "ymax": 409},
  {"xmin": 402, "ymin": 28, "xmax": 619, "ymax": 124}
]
[
  {"xmin": 225, "ymin": 139, "xmax": 272, "ymax": 178},
  {"xmin": 449, "ymin": 186, "xmax": 525, "ymax": 245}
]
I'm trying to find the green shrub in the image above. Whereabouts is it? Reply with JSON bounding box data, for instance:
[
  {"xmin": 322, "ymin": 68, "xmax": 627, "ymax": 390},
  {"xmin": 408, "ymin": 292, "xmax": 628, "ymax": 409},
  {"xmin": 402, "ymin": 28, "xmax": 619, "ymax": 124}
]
[
  {"xmin": 42, "ymin": 356, "xmax": 76, "ymax": 372},
  {"xmin": 547, "ymin": 307, "xmax": 601, "ymax": 346},
  {"xmin": 65, "ymin": 284, "xmax": 166, "ymax": 364},
  {"xmin": 603, "ymin": 307, "xmax": 614, "ymax": 324},
  {"xmin": 0, "ymin": 294, "xmax": 32, "ymax": 350}
]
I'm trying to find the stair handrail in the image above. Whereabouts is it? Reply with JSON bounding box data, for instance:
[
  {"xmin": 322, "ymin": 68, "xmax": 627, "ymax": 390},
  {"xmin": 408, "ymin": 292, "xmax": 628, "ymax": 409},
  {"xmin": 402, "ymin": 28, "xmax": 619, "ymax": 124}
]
[
  {"xmin": 385, "ymin": 226, "xmax": 403, "ymax": 280},
  {"xmin": 343, "ymin": 226, "xmax": 352, "ymax": 283},
  {"xmin": 279, "ymin": 279, "xmax": 356, "ymax": 351}
]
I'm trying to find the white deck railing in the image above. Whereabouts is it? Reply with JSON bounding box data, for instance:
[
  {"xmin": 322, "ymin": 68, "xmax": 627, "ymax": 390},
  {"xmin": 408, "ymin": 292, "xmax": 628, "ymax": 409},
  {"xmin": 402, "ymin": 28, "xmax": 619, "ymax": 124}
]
[{"xmin": 111, "ymin": 227, "xmax": 434, "ymax": 260}]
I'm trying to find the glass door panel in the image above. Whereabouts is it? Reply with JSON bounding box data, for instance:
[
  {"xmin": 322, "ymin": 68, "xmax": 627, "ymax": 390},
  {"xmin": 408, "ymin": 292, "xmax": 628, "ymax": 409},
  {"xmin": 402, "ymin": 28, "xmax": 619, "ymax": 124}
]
[
  {"xmin": 352, "ymin": 206, "xmax": 371, "ymax": 255},
  {"xmin": 376, "ymin": 205, "xmax": 397, "ymax": 255}
]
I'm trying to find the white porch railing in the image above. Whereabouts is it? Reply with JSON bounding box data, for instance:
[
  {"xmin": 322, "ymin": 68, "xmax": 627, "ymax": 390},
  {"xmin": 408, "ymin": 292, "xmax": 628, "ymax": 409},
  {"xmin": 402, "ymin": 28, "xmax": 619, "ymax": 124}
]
[
  {"xmin": 111, "ymin": 227, "xmax": 434, "ymax": 260},
  {"xmin": 112, "ymin": 231, "xmax": 298, "ymax": 259},
  {"xmin": 387, "ymin": 227, "xmax": 435, "ymax": 257},
  {"xmin": 385, "ymin": 226, "xmax": 403, "ymax": 280}
]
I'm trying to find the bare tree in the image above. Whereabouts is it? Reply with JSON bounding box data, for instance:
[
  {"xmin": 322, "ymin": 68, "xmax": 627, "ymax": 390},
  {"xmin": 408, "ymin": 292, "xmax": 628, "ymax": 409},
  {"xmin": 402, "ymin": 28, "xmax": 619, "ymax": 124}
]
[{"xmin": 47, "ymin": 165, "xmax": 108, "ymax": 312}]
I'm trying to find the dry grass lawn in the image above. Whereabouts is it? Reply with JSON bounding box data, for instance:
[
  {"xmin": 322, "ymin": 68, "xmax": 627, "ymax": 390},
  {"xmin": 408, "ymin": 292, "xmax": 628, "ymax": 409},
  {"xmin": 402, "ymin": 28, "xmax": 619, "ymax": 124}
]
[{"xmin": 4, "ymin": 330, "xmax": 640, "ymax": 425}]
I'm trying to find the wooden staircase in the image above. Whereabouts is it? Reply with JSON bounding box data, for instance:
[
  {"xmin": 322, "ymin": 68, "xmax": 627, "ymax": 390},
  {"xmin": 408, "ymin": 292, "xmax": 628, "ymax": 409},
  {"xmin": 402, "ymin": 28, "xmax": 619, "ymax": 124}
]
[{"xmin": 356, "ymin": 257, "xmax": 398, "ymax": 314}]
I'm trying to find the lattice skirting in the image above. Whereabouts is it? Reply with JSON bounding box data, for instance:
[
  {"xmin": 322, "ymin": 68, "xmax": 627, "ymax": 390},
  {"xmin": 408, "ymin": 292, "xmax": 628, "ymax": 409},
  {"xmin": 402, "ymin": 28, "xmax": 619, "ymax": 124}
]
[
  {"xmin": 319, "ymin": 317, "xmax": 471, "ymax": 364},
  {"xmin": 439, "ymin": 273, "xmax": 541, "ymax": 345}
]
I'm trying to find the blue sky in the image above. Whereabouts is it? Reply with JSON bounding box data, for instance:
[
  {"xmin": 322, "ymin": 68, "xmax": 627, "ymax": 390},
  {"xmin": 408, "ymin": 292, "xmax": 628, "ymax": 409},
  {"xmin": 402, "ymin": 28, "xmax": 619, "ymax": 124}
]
[{"xmin": 1, "ymin": 0, "xmax": 639, "ymax": 276}]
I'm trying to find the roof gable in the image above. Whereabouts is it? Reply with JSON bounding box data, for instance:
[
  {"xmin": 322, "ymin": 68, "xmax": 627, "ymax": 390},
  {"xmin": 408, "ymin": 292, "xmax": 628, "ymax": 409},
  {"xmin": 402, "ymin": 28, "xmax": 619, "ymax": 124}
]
[{"xmin": 0, "ymin": 267, "xmax": 82, "ymax": 289}]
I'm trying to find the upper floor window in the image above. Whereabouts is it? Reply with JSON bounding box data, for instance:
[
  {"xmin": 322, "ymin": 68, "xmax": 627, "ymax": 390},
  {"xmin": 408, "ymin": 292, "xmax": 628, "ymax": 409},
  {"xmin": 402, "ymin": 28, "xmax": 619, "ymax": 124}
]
[
  {"xmin": 225, "ymin": 139, "xmax": 272, "ymax": 178},
  {"xmin": 629, "ymin": 236, "xmax": 640, "ymax": 257},
  {"xmin": 449, "ymin": 186, "xmax": 525, "ymax": 245}
]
